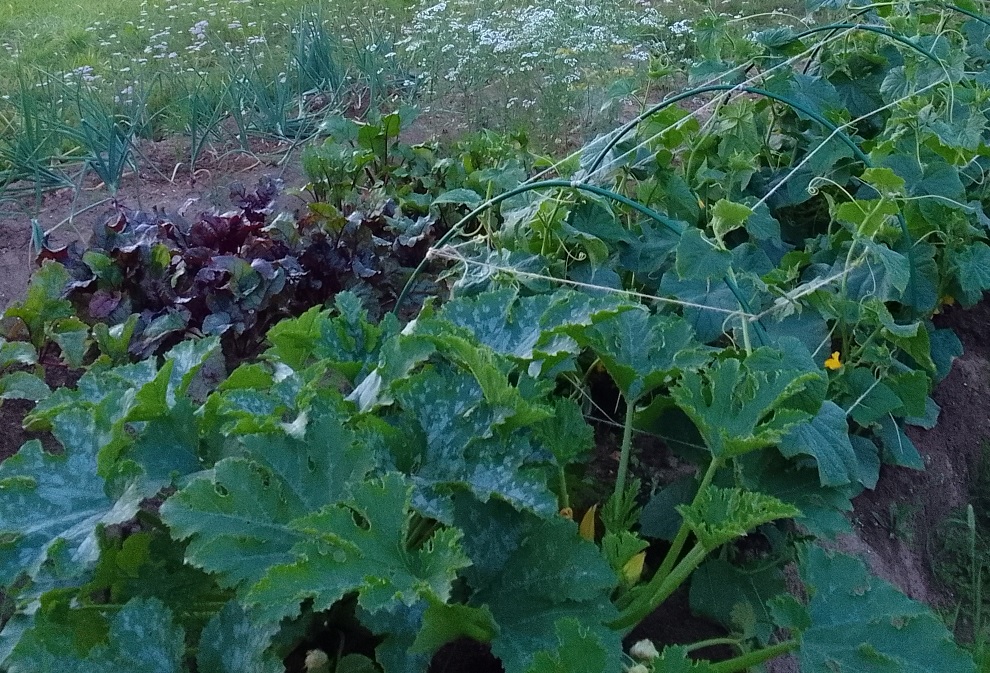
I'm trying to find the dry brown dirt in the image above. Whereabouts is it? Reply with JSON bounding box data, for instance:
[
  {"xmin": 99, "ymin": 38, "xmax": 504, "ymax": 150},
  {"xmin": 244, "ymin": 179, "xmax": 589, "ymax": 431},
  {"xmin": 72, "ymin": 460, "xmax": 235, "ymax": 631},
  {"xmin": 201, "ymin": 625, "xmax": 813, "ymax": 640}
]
[{"xmin": 848, "ymin": 301, "xmax": 990, "ymax": 606}]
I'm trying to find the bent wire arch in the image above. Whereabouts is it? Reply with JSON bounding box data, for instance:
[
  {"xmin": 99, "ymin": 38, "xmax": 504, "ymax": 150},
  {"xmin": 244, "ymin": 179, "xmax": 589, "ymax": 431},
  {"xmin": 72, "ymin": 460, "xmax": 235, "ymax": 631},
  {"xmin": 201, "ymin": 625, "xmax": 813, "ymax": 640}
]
[{"xmin": 398, "ymin": 23, "xmax": 954, "ymax": 327}]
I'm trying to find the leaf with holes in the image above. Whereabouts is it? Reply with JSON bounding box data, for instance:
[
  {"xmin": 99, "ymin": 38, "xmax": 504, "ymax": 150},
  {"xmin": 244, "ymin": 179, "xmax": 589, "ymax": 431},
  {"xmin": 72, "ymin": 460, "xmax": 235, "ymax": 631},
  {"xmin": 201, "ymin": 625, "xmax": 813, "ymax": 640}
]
[{"xmin": 160, "ymin": 398, "xmax": 375, "ymax": 589}]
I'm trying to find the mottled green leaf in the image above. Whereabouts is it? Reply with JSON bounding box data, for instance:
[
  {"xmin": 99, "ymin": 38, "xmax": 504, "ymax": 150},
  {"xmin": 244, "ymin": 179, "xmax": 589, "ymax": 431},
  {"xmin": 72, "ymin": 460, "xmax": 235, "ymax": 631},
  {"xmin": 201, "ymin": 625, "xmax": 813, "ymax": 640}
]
[
  {"xmin": 0, "ymin": 340, "xmax": 37, "ymax": 369},
  {"xmin": 0, "ymin": 432, "xmax": 141, "ymax": 586},
  {"xmin": 394, "ymin": 366, "xmax": 558, "ymax": 515},
  {"xmin": 673, "ymin": 348, "xmax": 819, "ymax": 458},
  {"xmin": 161, "ymin": 458, "xmax": 305, "ymax": 588},
  {"xmin": 437, "ymin": 288, "xmax": 628, "ymax": 365},
  {"xmin": 248, "ymin": 473, "xmax": 469, "ymax": 622},
  {"xmin": 0, "ymin": 372, "xmax": 50, "ymax": 402},
  {"xmin": 433, "ymin": 188, "xmax": 483, "ymax": 207},
  {"xmin": 197, "ymin": 601, "xmax": 281, "ymax": 673},
  {"xmin": 678, "ymin": 486, "xmax": 799, "ymax": 550},
  {"xmin": 7, "ymin": 598, "xmax": 184, "ymax": 673},
  {"xmin": 128, "ymin": 401, "xmax": 205, "ymax": 487},
  {"xmin": 796, "ymin": 545, "xmax": 975, "ymax": 673},
  {"xmin": 161, "ymin": 399, "xmax": 374, "ymax": 588},
  {"xmin": 570, "ymin": 308, "xmax": 703, "ymax": 401}
]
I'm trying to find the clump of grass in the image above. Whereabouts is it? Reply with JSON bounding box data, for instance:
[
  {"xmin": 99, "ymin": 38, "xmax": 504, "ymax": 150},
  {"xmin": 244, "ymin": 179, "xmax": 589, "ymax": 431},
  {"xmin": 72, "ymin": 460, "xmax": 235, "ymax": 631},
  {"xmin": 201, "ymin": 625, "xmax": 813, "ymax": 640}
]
[
  {"xmin": 293, "ymin": 9, "xmax": 346, "ymax": 97},
  {"xmin": 935, "ymin": 442, "xmax": 990, "ymax": 665}
]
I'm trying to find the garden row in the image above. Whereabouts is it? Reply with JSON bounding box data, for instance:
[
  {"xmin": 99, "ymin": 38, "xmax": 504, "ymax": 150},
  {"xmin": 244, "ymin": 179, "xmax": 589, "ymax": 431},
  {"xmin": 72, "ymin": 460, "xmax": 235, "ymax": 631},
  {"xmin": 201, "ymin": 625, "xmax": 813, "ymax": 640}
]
[{"xmin": 0, "ymin": 0, "xmax": 710, "ymax": 208}]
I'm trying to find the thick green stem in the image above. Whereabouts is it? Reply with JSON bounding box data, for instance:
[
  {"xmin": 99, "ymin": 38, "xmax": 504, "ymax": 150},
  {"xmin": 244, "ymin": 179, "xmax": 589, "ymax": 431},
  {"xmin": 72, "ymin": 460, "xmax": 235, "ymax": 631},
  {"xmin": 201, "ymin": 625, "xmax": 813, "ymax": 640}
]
[
  {"xmin": 727, "ymin": 268, "xmax": 752, "ymax": 355},
  {"xmin": 708, "ymin": 640, "xmax": 799, "ymax": 673},
  {"xmin": 558, "ymin": 465, "xmax": 570, "ymax": 510},
  {"xmin": 615, "ymin": 395, "xmax": 638, "ymax": 499},
  {"xmin": 611, "ymin": 543, "xmax": 708, "ymax": 629},
  {"xmin": 653, "ymin": 457, "xmax": 722, "ymax": 583}
]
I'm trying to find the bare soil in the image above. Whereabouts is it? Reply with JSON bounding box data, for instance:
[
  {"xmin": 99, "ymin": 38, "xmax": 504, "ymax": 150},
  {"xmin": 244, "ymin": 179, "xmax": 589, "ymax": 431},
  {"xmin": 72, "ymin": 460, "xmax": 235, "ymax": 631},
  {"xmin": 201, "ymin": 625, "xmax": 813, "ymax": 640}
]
[{"xmin": 847, "ymin": 301, "xmax": 990, "ymax": 607}]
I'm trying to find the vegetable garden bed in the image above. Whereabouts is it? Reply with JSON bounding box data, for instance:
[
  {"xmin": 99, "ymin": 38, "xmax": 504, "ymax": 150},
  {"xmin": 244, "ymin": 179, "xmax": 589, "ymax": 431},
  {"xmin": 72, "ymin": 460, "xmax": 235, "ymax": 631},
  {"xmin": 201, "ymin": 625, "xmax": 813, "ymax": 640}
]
[{"xmin": 4, "ymin": 2, "xmax": 990, "ymax": 672}]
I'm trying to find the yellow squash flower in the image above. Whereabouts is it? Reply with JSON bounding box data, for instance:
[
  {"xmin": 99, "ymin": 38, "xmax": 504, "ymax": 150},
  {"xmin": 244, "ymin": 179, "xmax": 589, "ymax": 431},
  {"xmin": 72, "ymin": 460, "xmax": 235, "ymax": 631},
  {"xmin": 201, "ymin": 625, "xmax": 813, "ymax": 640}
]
[{"xmin": 824, "ymin": 351, "xmax": 842, "ymax": 370}]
